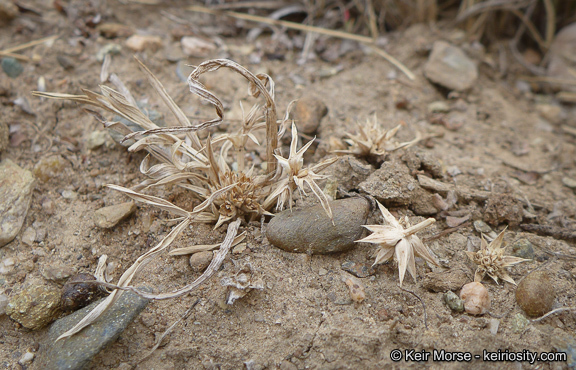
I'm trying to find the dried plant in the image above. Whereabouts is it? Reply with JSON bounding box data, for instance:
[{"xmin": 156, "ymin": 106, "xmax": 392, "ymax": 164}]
[
  {"xmin": 334, "ymin": 115, "xmax": 421, "ymax": 159},
  {"xmin": 357, "ymin": 201, "xmax": 439, "ymax": 286},
  {"xmin": 466, "ymin": 228, "xmax": 530, "ymax": 285},
  {"xmin": 33, "ymin": 58, "xmax": 336, "ymax": 340}
]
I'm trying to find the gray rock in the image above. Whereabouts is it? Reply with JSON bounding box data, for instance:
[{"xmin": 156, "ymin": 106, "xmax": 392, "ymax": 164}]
[
  {"xmin": 421, "ymin": 268, "xmax": 469, "ymax": 292},
  {"xmin": 358, "ymin": 160, "xmax": 418, "ymax": 206},
  {"xmin": 266, "ymin": 197, "xmax": 370, "ymax": 254},
  {"xmin": 0, "ymin": 121, "xmax": 8, "ymax": 153},
  {"xmin": 510, "ymin": 239, "xmax": 535, "ymax": 260},
  {"xmin": 0, "ymin": 159, "xmax": 36, "ymax": 247},
  {"xmin": 38, "ymin": 290, "xmax": 150, "ymax": 370},
  {"xmin": 516, "ymin": 270, "xmax": 555, "ymax": 317},
  {"xmin": 562, "ymin": 177, "xmax": 576, "ymax": 189},
  {"xmin": 547, "ymin": 23, "xmax": 576, "ymax": 92},
  {"xmin": 551, "ymin": 328, "xmax": 576, "ymax": 368},
  {"xmin": 424, "ymin": 41, "xmax": 478, "ymax": 91},
  {"xmin": 0, "ymin": 293, "xmax": 8, "ymax": 315},
  {"xmin": 294, "ymin": 97, "xmax": 328, "ymax": 134},
  {"xmin": 93, "ymin": 202, "xmax": 136, "ymax": 228},
  {"xmin": 443, "ymin": 291, "xmax": 464, "ymax": 313},
  {"xmin": 6, "ymin": 284, "xmax": 62, "ymax": 330},
  {"xmin": 1, "ymin": 57, "xmax": 23, "ymax": 78},
  {"xmin": 41, "ymin": 263, "xmax": 77, "ymax": 282},
  {"xmin": 321, "ymin": 156, "xmax": 373, "ymax": 192}
]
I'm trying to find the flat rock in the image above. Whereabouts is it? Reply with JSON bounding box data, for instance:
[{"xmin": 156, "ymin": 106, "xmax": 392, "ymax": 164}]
[
  {"xmin": 294, "ymin": 97, "xmax": 328, "ymax": 135},
  {"xmin": 358, "ymin": 160, "xmax": 418, "ymax": 206},
  {"xmin": 41, "ymin": 263, "xmax": 77, "ymax": 282},
  {"xmin": 93, "ymin": 202, "xmax": 136, "ymax": 228},
  {"xmin": 266, "ymin": 197, "xmax": 370, "ymax": 254},
  {"xmin": 6, "ymin": 284, "xmax": 62, "ymax": 330},
  {"xmin": 0, "ymin": 159, "xmax": 36, "ymax": 247},
  {"xmin": 38, "ymin": 290, "xmax": 150, "ymax": 370},
  {"xmin": 424, "ymin": 41, "xmax": 478, "ymax": 91},
  {"xmin": 421, "ymin": 268, "xmax": 469, "ymax": 292}
]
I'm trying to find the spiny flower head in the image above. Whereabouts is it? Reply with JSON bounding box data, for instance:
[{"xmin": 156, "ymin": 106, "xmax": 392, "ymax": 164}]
[
  {"xmin": 466, "ymin": 228, "xmax": 529, "ymax": 285},
  {"xmin": 357, "ymin": 201, "xmax": 439, "ymax": 286}
]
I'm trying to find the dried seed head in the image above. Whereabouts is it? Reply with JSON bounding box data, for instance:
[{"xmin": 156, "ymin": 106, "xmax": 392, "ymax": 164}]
[
  {"xmin": 466, "ymin": 228, "xmax": 529, "ymax": 285},
  {"xmin": 357, "ymin": 201, "xmax": 439, "ymax": 286}
]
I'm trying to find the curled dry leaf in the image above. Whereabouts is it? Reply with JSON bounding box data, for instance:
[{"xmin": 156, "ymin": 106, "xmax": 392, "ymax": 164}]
[{"xmin": 357, "ymin": 201, "xmax": 439, "ymax": 286}]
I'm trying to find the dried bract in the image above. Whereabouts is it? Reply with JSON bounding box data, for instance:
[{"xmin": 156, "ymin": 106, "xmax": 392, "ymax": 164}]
[
  {"xmin": 466, "ymin": 228, "xmax": 529, "ymax": 285},
  {"xmin": 357, "ymin": 201, "xmax": 439, "ymax": 286},
  {"xmin": 334, "ymin": 116, "xmax": 421, "ymax": 158}
]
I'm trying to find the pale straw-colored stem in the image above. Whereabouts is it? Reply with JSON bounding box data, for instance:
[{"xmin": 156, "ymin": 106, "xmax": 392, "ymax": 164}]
[{"xmin": 402, "ymin": 218, "xmax": 435, "ymax": 237}]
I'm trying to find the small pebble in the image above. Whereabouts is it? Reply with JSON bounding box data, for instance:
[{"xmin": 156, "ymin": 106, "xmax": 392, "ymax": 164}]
[
  {"xmin": 86, "ymin": 130, "xmax": 109, "ymax": 150},
  {"xmin": 126, "ymin": 34, "xmax": 163, "ymax": 52},
  {"xmin": 318, "ymin": 268, "xmax": 328, "ymax": 276},
  {"xmin": 293, "ymin": 97, "xmax": 328, "ymax": 135},
  {"xmin": 41, "ymin": 263, "xmax": 76, "ymax": 281},
  {"xmin": 181, "ymin": 36, "xmax": 216, "ymax": 57},
  {"xmin": 56, "ymin": 55, "xmax": 75, "ymax": 70},
  {"xmin": 515, "ymin": 270, "xmax": 555, "ymax": 317},
  {"xmin": 21, "ymin": 226, "xmax": 36, "ymax": 246},
  {"xmin": 0, "ymin": 0, "xmax": 19, "ymax": 22},
  {"xmin": 423, "ymin": 41, "xmax": 478, "ymax": 91},
  {"xmin": 489, "ymin": 318, "xmax": 500, "ymax": 335},
  {"xmin": 6, "ymin": 284, "xmax": 62, "ymax": 330},
  {"xmin": 460, "ymin": 282, "xmax": 490, "ymax": 316},
  {"xmin": 33, "ymin": 155, "xmax": 66, "ymax": 182},
  {"xmin": 510, "ymin": 312, "xmax": 530, "ymax": 333},
  {"xmin": 443, "ymin": 291, "xmax": 464, "ymax": 312},
  {"xmin": 18, "ymin": 351, "xmax": 35, "ymax": 366},
  {"xmin": 266, "ymin": 197, "xmax": 370, "ymax": 254},
  {"xmin": 93, "ymin": 202, "xmax": 136, "ymax": 228},
  {"xmin": 1, "ymin": 57, "xmax": 23, "ymax": 78},
  {"xmin": 0, "ymin": 159, "xmax": 36, "ymax": 247},
  {"xmin": 510, "ymin": 239, "xmax": 535, "ymax": 260},
  {"xmin": 189, "ymin": 251, "xmax": 213, "ymax": 273},
  {"xmin": 473, "ymin": 220, "xmax": 494, "ymax": 235},
  {"xmin": 428, "ymin": 101, "xmax": 450, "ymax": 113},
  {"xmin": 344, "ymin": 276, "xmax": 365, "ymax": 303},
  {"xmin": 562, "ymin": 177, "xmax": 576, "ymax": 189},
  {"xmin": 0, "ymin": 257, "xmax": 15, "ymax": 275},
  {"xmin": 96, "ymin": 43, "xmax": 122, "ymax": 62},
  {"xmin": 61, "ymin": 189, "xmax": 77, "ymax": 200},
  {"xmin": 341, "ymin": 261, "xmax": 374, "ymax": 278}
]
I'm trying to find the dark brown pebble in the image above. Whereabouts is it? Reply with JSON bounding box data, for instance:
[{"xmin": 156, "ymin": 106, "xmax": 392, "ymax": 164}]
[{"xmin": 61, "ymin": 273, "xmax": 102, "ymax": 312}]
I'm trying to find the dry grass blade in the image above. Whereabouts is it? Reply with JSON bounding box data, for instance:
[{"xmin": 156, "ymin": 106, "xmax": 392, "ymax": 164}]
[
  {"xmin": 94, "ymin": 219, "xmax": 241, "ymax": 300},
  {"xmin": 169, "ymin": 232, "xmax": 246, "ymax": 256},
  {"xmin": 187, "ymin": 6, "xmax": 415, "ymax": 81},
  {"xmin": 56, "ymin": 218, "xmax": 192, "ymax": 341},
  {"xmin": 107, "ymin": 185, "xmax": 191, "ymax": 218}
]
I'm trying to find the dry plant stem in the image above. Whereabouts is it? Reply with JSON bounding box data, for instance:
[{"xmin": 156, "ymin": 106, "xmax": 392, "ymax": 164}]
[
  {"xmin": 187, "ymin": 6, "xmax": 415, "ymax": 81},
  {"xmin": 90, "ymin": 219, "xmax": 241, "ymax": 300},
  {"xmin": 398, "ymin": 286, "xmax": 428, "ymax": 330},
  {"xmin": 0, "ymin": 34, "xmax": 58, "ymax": 54},
  {"xmin": 530, "ymin": 307, "xmax": 576, "ymax": 323}
]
